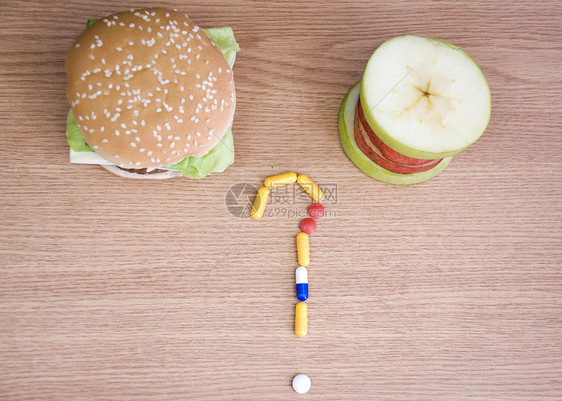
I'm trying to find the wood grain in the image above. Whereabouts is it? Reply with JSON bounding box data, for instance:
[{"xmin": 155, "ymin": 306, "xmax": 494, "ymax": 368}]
[{"xmin": 1, "ymin": 0, "xmax": 562, "ymax": 399}]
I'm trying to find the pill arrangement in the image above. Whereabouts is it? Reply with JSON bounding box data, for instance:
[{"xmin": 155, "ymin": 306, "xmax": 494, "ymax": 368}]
[{"xmin": 252, "ymin": 172, "xmax": 326, "ymax": 394}]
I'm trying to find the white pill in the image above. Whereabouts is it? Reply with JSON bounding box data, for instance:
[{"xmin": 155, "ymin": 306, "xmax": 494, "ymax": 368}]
[{"xmin": 292, "ymin": 373, "xmax": 311, "ymax": 394}]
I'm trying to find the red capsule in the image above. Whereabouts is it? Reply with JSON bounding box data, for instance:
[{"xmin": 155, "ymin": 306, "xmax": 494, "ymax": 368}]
[
  {"xmin": 308, "ymin": 203, "xmax": 324, "ymax": 219},
  {"xmin": 300, "ymin": 218, "xmax": 316, "ymax": 234}
]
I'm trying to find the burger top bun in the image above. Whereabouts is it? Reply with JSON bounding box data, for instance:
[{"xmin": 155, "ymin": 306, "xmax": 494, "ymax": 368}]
[{"xmin": 65, "ymin": 8, "xmax": 236, "ymax": 169}]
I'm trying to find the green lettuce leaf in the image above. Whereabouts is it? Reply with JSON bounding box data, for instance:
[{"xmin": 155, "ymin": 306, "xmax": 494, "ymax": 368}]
[
  {"xmin": 66, "ymin": 23, "xmax": 239, "ymax": 178},
  {"xmin": 66, "ymin": 109, "xmax": 93, "ymax": 152},
  {"xmin": 166, "ymin": 128, "xmax": 234, "ymax": 178},
  {"xmin": 203, "ymin": 27, "xmax": 240, "ymax": 68}
]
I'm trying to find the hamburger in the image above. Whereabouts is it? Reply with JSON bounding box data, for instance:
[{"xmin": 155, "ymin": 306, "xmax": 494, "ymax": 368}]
[
  {"xmin": 65, "ymin": 8, "xmax": 239, "ymax": 179},
  {"xmin": 338, "ymin": 36, "xmax": 491, "ymax": 184}
]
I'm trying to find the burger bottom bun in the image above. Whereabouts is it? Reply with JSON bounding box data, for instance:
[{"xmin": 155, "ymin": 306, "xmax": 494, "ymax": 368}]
[{"xmin": 101, "ymin": 164, "xmax": 182, "ymax": 179}]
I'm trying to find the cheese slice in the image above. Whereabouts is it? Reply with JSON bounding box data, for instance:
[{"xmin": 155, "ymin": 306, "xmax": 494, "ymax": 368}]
[
  {"xmin": 69, "ymin": 150, "xmax": 175, "ymax": 172},
  {"xmin": 70, "ymin": 149, "xmax": 113, "ymax": 165}
]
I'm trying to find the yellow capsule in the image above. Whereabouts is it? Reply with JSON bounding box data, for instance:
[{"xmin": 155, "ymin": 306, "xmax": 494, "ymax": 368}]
[
  {"xmin": 251, "ymin": 187, "xmax": 269, "ymax": 220},
  {"xmin": 296, "ymin": 232, "xmax": 310, "ymax": 267},
  {"xmin": 264, "ymin": 172, "xmax": 297, "ymax": 189},
  {"xmin": 297, "ymin": 174, "xmax": 324, "ymax": 202},
  {"xmin": 295, "ymin": 301, "xmax": 308, "ymax": 337}
]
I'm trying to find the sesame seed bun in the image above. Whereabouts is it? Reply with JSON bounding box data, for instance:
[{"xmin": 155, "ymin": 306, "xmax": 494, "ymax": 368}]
[{"xmin": 65, "ymin": 8, "xmax": 236, "ymax": 171}]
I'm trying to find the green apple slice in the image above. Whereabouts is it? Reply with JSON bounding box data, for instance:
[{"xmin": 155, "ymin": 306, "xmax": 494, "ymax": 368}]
[
  {"xmin": 339, "ymin": 82, "xmax": 453, "ymax": 185},
  {"xmin": 361, "ymin": 36, "xmax": 491, "ymax": 159}
]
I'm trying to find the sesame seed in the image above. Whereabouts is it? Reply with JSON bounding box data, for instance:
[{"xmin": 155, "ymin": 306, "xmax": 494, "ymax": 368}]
[
  {"xmin": 115, "ymin": 130, "xmax": 120, "ymax": 136},
  {"xmin": 130, "ymin": 142, "xmax": 137, "ymax": 147},
  {"xmin": 129, "ymin": 23, "xmax": 134, "ymax": 28}
]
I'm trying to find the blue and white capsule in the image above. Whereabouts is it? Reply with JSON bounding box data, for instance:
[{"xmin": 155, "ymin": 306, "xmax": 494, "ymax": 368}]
[{"xmin": 296, "ymin": 266, "xmax": 309, "ymax": 301}]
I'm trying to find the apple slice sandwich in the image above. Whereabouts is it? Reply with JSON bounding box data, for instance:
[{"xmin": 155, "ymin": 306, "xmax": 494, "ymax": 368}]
[{"xmin": 339, "ymin": 35, "xmax": 491, "ymax": 184}]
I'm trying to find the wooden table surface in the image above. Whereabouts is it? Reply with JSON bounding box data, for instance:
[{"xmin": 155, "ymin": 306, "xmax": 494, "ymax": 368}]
[{"xmin": 1, "ymin": 0, "xmax": 561, "ymax": 399}]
